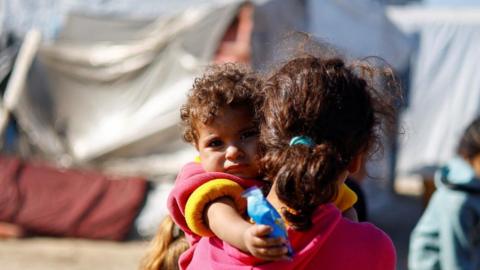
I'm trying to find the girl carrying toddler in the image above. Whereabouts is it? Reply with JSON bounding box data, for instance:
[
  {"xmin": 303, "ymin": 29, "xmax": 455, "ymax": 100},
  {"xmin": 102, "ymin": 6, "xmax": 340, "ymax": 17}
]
[
  {"xmin": 141, "ymin": 62, "xmax": 359, "ymax": 269},
  {"xmin": 182, "ymin": 53, "xmax": 398, "ymax": 269}
]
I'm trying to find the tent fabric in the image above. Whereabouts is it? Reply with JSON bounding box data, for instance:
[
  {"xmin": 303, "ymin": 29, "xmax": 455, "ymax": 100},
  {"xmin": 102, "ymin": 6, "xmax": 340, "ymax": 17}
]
[
  {"xmin": 6, "ymin": 0, "xmax": 413, "ymax": 177},
  {"xmin": 250, "ymin": 0, "xmax": 307, "ymax": 70},
  {"xmin": 251, "ymin": 0, "xmax": 412, "ymax": 72},
  {"xmin": 1, "ymin": 0, "xmax": 17, "ymax": 90},
  {"xmin": 307, "ymin": 0, "xmax": 412, "ymax": 72},
  {"xmin": 425, "ymin": 0, "xmax": 480, "ymax": 6},
  {"xmin": 388, "ymin": 7, "xmax": 480, "ymax": 175},
  {"xmin": 2, "ymin": 0, "xmax": 230, "ymax": 41},
  {"xmin": 0, "ymin": 42, "xmax": 17, "ymax": 86},
  {"xmin": 0, "ymin": 0, "xmax": 4, "ymax": 37},
  {"xmin": 12, "ymin": 2, "xmax": 243, "ymax": 174}
]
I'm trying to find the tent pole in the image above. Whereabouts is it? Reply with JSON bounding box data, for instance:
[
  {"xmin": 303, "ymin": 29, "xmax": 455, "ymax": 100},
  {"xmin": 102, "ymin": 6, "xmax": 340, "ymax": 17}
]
[{"xmin": 0, "ymin": 29, "xmax": 41, "ymax": 150}]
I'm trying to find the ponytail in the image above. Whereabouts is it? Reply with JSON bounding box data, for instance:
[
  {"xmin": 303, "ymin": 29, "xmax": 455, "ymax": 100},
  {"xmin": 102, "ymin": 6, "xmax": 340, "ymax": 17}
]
[
  {"xmin": 139, "ymin": 216, "xmax": 188, "ymax": 270},
  {"xmin": 262, "ymin": 143, "xmax": 345, "ymax": 230}
]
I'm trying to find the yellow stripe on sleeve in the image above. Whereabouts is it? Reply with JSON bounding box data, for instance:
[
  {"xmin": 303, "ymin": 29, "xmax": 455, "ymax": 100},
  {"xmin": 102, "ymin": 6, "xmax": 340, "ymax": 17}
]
[{"xmin": 185, "ymin": 179, "xmax": 246, "ymax": 237}]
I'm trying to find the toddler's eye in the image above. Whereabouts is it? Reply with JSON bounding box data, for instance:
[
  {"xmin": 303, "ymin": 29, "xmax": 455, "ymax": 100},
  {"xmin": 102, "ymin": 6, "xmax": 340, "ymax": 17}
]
[
  {"xmin": 241, "ymin": 129, "xmax": 259, "ymax": 140},
  {"xmin": 207, "ymin": 139, "xmax": 223, "ymax": 148}
]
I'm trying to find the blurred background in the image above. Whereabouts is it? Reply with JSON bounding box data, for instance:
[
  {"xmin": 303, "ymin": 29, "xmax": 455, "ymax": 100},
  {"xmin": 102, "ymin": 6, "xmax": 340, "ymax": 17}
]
[{"xmin": 1, "ymin": 0, "xmax": 479, "ymax": 269}]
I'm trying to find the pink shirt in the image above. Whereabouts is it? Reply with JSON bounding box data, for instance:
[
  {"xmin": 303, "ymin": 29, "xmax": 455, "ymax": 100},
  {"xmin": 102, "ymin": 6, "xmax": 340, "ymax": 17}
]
[
  {"xmin": 186, "ymin": 204, "xmax": 396, "ymax": 270},
  {"xmin": 168, "ymin": 162, "xmax": 396, "ymax": 270}
]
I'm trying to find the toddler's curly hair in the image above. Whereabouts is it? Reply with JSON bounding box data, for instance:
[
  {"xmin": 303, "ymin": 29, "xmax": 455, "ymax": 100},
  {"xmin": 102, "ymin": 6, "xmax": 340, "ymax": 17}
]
[{"xmin": 181, "ymin": 63, "xmax": 262, "ymax": 144}]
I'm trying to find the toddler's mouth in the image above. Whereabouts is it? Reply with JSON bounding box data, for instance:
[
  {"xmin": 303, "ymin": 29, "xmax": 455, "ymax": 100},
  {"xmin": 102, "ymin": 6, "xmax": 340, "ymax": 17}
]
[{"xmin": 226, "ymin": 164, "xmax": 247, "ymax": 173}]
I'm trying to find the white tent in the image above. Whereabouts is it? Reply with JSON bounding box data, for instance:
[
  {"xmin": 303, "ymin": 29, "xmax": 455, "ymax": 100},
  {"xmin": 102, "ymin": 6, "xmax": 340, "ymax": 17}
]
[
  {"xmin": 388, "ymin": 6, "xmax": 480, "ymax": 177},
  {"xmin": 10, "ymin": 2, "xmax": 244, "ymax": 176},
  {"xmin": 2, "ymin": 0, "xmax": 414, "ymax": 179}
]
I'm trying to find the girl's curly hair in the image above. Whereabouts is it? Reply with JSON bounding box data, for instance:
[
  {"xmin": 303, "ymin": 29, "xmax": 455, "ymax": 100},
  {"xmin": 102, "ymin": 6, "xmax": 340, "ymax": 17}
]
[
  {"xmin": 260, "ymin": 55, "xmax": 399, "ymax": 230},
  {"xmin": 180, "ymin": 63, "xmax": 262, "ymax": 144}
]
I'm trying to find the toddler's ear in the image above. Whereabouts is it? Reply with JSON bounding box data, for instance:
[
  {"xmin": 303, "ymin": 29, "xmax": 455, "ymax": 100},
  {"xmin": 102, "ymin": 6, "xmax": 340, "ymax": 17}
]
[{"xmin": 347, "ymin": 154, "xmax": 363, "ymax": 174}]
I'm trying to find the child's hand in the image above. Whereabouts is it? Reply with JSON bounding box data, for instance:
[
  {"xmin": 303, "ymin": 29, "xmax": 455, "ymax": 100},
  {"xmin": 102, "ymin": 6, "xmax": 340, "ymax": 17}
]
[
  {"xmin": 342, "ymin": 207, "xmax": 358, "ymax": 222},
  {"xmin": 243, "ymin": 224, "xmax": 290, "ymax": 261}
]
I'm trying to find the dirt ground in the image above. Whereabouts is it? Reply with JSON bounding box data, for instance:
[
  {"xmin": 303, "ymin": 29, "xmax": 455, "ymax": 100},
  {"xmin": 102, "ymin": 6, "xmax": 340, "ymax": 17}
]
[{"xmin": 0, "ymin": 238, "xmax": 148, "ymax": 270}]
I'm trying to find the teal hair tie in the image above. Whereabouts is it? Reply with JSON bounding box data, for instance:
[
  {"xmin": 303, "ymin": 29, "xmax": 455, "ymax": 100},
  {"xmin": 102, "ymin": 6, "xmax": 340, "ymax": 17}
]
[{"xmin": 289, "ymin": 136, "xmax": 315, "ymax": 147}]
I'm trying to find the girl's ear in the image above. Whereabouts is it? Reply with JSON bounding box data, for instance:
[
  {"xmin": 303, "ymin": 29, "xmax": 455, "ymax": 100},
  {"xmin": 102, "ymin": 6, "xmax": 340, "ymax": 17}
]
[{"xmin": 347, "ymin": 154, "xmax": 363, "ymax": 174}]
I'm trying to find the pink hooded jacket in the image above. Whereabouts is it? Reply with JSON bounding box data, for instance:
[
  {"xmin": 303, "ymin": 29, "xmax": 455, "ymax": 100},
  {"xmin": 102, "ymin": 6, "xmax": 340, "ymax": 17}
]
[
  {"xmin": 187, "ymin": 203, "xmax": 396, "ymax": 270},
  {"xmin": 168, "ymin": 162, "xmax": 396, "ymax": 270},
  {"xmin": 167, "ymin": 162, "xmax": 266, "ymax": 268}
]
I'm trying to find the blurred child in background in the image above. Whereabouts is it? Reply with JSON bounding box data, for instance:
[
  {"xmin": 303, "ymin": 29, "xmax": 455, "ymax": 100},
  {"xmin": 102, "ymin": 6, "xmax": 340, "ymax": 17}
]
[{"xmin": 409, "ymin": 117, "xmax": 480, "ymax": 270}]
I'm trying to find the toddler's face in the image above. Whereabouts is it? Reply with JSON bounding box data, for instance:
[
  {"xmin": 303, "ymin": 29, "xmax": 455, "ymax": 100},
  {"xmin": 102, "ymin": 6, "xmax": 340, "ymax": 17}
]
[{"xmin": 195, "ymin": 106, "xmax": 260, "ymax": 179}]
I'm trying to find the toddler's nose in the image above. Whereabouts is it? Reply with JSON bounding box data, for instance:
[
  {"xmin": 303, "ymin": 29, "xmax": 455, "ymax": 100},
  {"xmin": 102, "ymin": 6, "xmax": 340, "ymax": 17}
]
[{"xmin": 225, "ymin": 144, "xmax": 243, "ymax": 161}]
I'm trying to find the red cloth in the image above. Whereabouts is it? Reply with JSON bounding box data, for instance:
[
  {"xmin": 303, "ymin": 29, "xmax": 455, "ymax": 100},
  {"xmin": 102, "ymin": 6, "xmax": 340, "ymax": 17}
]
[
  {"xmin": 0, "ymin": 155, "xmax": 148, "ymax": 240},
  {"xmin": 188, "ymin": 203, "xmax": 396, "ymax": 270}
]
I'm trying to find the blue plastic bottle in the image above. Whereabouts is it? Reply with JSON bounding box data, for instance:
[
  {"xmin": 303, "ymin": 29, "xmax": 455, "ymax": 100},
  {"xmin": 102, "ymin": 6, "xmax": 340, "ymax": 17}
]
[{"xmin": 242, "ymin": 186, "xmax": 293, "ymax": 257}]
